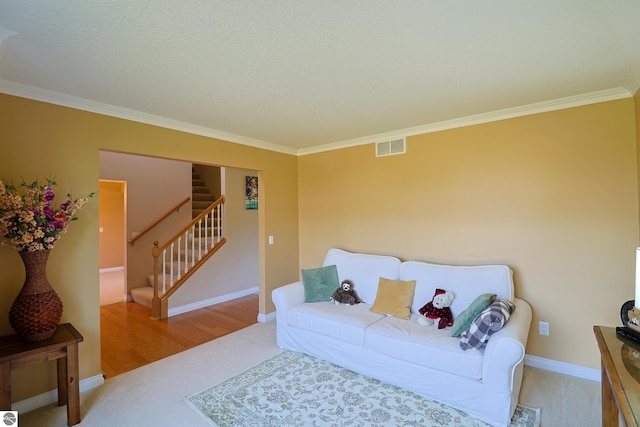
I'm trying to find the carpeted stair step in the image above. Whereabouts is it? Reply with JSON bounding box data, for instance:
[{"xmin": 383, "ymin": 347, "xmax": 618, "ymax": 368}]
[
  {"xmin": 193, "ymin": 203, "xmax": 220, "ymax": 219},
  {"xmin": 192, "ymin": 200, "xmax": 214, "ymax": 210},
  {"xmin": 192, "ymin": 193, "xmax": 217, "ymax": 202},
  {"xmin": 145, "ymin": 273, "xmax": 178, "ymax": 288},
  {"xmin": 131, "ymin": 284, "xmax": 166, "ymax": 309},
  {"xmin": 192, "ymin": 185, "xmax": 209, "ymax": 194}
]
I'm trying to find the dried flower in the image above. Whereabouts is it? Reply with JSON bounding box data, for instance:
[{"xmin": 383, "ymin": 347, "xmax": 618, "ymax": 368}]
[{"xmin": 0, "ymin": 178, "xmax": 93, "ymax": 252}]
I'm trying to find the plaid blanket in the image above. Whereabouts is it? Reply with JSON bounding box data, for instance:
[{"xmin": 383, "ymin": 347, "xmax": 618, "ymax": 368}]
[{"xmin": 459, "ymin": 299, "xmax": 516, "ymax": 350}]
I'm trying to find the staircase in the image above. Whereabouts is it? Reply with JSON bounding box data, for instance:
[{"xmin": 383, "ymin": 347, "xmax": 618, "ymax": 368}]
[
  {"xmin": 131, "ymin": 168, "xmax": 226, "ymax": 318},
  {"xmin": 191, "ymin": 170, "xmax": 218, "ymax": 219}
]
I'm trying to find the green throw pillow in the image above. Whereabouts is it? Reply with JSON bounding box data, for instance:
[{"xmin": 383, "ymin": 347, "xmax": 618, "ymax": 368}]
[
  {"xmin": 451, "ymin": 293, "xmax": 497, "ymax": 337},
  {"xmin": 302, "ymin": 265, "xmax": 340, "ymax": 303}
]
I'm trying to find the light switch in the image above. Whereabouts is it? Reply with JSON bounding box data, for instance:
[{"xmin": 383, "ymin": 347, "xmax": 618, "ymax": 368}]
[{"xmin": 268, "ymin": 235, "xmax": 274, "ymax": 245}]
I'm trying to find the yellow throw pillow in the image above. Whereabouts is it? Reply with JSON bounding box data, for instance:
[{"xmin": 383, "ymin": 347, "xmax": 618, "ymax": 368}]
[{"xmin": 370, "ymin": 277, "xmax": 416, "ymax": 320}]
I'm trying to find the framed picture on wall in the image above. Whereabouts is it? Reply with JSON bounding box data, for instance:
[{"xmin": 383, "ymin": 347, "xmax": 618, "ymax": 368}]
[{"xmin": 245, "ymin": 176, "xmax": 258, "ymax": 210}]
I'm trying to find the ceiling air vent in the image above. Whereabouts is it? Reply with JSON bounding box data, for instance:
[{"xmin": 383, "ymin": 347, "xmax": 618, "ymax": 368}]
[{"xmin": 376, "ymin": 138, "xmax": 406, "ymax": 157}]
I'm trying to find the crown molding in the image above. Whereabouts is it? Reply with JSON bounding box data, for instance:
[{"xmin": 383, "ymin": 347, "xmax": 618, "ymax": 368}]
[
  {"xmin": 298, "ymin": 87, "xmax": 633, "ymax": 156},
  {"xmin": 0, "ymin": 79, "xmax": 632, "ymax": 158},
  {"xmin": 0, "ymin": 79, "xmax": 298, "ymax": 156}
]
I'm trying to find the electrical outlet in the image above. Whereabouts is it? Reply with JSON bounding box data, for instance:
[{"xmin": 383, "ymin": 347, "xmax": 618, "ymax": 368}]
[{"xmin": 539, "ymin": 321, "xmax": 550, "ymax": 336}]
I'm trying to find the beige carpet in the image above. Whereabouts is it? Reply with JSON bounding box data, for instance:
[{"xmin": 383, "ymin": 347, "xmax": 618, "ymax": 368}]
[
  {"xmin": 186, "ymin": 350, "xmax": 540, "ymax": 426},
  {"xmin": 18, "ymin": 321, "xmax": 601, "ymax": 426}
]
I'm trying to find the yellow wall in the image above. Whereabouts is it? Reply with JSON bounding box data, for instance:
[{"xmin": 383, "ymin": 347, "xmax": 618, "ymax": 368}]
[
  {"xmin": 299, "ymin": 98, "xmax": 638, "ymax": 369},
  {"xmin": 98, "ymin": 180, "xmax": 125, "ymax": 269},
  {"xmin": 1, "ymin": 89, "xmax": 638, "ymax": 401},
  {"xmin": 0, "ymin": 93, "xmax": 299, "ymax": 402}
]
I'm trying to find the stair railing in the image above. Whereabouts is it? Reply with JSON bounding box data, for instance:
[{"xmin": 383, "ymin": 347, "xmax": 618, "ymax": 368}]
[
  {"xmin": 128, "ymin": 196, "xmax": 191, "ymax": 246},
  {"xmin": 151, "ymin": 196, "xmax": 226, "ymax": 319}
]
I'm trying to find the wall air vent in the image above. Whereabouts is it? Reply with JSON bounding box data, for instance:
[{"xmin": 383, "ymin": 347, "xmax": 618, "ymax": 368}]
[{"xmin": 376, "ymin": 137, "xmax": 406, "ymax": 157}]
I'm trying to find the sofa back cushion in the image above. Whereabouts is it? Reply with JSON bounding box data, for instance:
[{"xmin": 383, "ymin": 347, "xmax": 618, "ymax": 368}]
[
  {"xmin": 399, "ymin": 261, "xmax": 514, "ymax": 317},
  {"xmin": 322, "ymin": 248, "xmax": 401, "ymax": 304}
]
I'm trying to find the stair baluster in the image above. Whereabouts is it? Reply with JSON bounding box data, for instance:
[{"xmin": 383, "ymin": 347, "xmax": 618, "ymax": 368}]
[
  {"xmin": 191, "ymin": 225, "xmax": 195, "ymax": 267},
  {"xmin": 147, "ymin": 196, "xmax": 226, "ymax": 319},
  {"xmin": 161, "ymin": 250, "xmax": 167, "ymax": 294},
  {"xmin": 170, "ymin": 242, "xmax": 175, "ymax": 284}
]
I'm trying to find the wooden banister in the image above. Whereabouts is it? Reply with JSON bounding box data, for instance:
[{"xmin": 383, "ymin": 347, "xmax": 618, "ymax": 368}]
[
  {"xmin": 128, "ymin": 196, "xmax": 191, "ymax": 246},
  {"xmin": 152, "ymin": 196, "xmax": 225, "ymax": 253},
  {"xmin": 150, "ymin": 196, "xmax": 226, "ymax": 319}
]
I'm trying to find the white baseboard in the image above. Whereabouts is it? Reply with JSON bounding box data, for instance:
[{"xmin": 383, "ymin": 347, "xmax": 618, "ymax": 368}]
[
  {"xmin": 99, "ymin": 266, "xmax": 125, "ymax": 274},
  {"xmin": 524, "ymin": 354, "xmax": 600, "ymax": 382},
  {"xmin": 14, "ymin": 373, "xmax": 104, "ymax": 414},
  {"xmin": 168, "ymin": 287, "xmax": 259, "ymax": 317},
  {"xmin": 258, "ymin": 311, "xmax": 276, "ymax": 323}
]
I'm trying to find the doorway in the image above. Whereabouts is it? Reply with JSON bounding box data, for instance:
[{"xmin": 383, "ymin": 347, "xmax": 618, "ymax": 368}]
[
  {"xmin": 98, "ymin": 179, "xmax": 127, "ymax": 306},
  {"xmin": 98, "ymin": 151, "xmax": 260, "ymax": 377}
]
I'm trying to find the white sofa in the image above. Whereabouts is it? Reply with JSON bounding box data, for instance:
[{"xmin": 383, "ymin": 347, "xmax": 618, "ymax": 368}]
[{"xmin": 272, "ymin": 248, "xmax": 532, "ymax": 427}]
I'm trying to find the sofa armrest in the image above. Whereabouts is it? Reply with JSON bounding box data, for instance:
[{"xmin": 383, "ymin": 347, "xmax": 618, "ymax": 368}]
[
  {"xmin": 272, "ymin": 280, "xmax": 304, "ymax": 323},
  {"xmin": 481, "ymin": 297, "xmax": 532, "ymax": 391}
]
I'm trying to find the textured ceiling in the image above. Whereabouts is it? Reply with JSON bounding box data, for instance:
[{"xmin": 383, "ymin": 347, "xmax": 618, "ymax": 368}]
[{"xmin": 1, "ymin": 1, "xmax": 639, "ymax": 154}]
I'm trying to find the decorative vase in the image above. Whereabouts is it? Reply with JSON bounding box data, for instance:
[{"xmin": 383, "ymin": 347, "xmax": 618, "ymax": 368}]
[{"xmin": 8, "ymin": 250, "xmax": 63, "ymax": 342}]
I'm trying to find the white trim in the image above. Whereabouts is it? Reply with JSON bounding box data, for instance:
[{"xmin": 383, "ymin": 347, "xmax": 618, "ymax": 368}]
[
  {"xmin": 167, "ymin": 286, "xmax": 259, "ymax": 317},
  {"xmin": 13, "ymin": 374, "xmax": 104, "ymax": 414},
  {"xmin": 258, "ymin": 311, "xmax": 276, "ymax": 323},
  {"xmin": 0, "ymin": 79, "xmax": 298, "ymax": 156},
  {"xmin": 0, "ymin": 79, "xmax": 632, "ymax": 158},
  {"xmin": 298, "ymin": 87, "xmax": 632, "ymax": 156},
  {"xmin": 99, "ymin": 266, "xmax": 125, "ymax": 274},
  {"xmin": 524, "ymin": 354, "xmax": 600, "ymax": 383}
]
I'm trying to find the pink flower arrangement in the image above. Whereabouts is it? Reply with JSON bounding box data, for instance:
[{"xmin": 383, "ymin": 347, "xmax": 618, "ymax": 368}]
[{"xmin": 0, "ymin": 178, "xmax": 93, "ymax": 252}]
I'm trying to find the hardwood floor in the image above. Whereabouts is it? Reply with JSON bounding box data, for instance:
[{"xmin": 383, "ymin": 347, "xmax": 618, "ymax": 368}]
[{"xmin": 100, "ymin": 294, "xmax": 259, "ymax": 378}]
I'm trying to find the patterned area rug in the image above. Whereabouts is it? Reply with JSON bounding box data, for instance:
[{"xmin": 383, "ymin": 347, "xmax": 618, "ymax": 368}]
[{"xmin": 185, "ymin": 351, "xmax": 540, "ymax": 427}]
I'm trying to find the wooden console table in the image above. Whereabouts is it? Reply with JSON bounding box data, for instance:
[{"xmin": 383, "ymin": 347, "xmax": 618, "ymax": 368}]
[
  {"xmin": 594, "ymin": 325, "xmax": 640, "ymax": 426},
  {"xmin": 0, "ymin": 323, "xmax": 83, "ymax": 426}
]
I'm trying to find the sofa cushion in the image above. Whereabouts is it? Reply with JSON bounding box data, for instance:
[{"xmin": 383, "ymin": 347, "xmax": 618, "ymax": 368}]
[
  {"xmin": 369, "ymin": 277, "xmax": 416, "ymax": 320},
  {"xmin": 460, "ymin": 300, "xmax": 516, "ymax": 350},
  {"xmin": 450, "ymin": 293, "xmax": 496, "ymax": 337},
  {"xmin": 287, "ymin": 302, "xmax": 386, "ymax": 345},
  {"xmin": 301, "ymin": 264, "xmax": 340, "ymax": 303},
  {"xmin": 364, "ymin": 314, "xmax": 484, "ymax": 380},
  {"xmin": 399, "ymin": 261, "xmax": 514, "ymax": 318},
  {"xmin": 322, "ymin": 248, "xmax": 401, "ymax": 304}
]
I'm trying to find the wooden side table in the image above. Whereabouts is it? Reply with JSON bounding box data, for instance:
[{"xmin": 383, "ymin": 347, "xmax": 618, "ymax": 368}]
[
  {"xmin": 0, "ymin": 323, "xmax": 84, "ymax": 426},
  {"xmin": 594, "ymin": 325, "xmax": 640, "ymax": 427}
]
